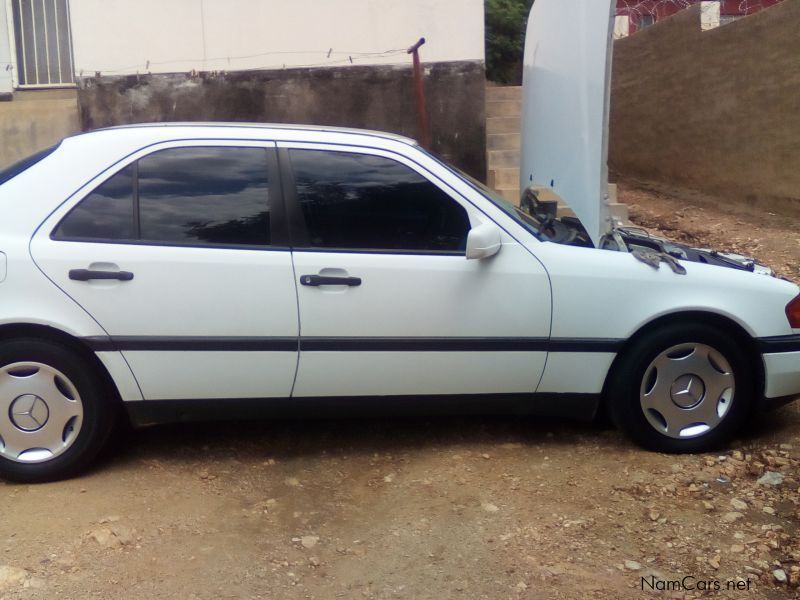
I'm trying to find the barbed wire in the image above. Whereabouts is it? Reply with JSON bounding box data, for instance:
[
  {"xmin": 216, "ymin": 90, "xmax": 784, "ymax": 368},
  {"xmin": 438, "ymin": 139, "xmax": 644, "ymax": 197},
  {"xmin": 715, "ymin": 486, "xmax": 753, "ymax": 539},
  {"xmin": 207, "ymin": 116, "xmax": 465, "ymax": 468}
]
[
  {"xmin": 75, "ymin": 47, "xmax": 410, "ymax": 77},
  {"xmin": 616, "ymin": 0, "xmax": 781, "ymax": 19}
]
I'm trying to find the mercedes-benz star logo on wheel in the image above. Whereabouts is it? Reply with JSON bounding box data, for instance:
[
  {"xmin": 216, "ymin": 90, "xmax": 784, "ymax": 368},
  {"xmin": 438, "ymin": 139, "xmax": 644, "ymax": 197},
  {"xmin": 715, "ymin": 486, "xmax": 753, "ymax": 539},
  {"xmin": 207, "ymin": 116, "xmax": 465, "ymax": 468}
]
[
  {"xmin": 670, "ymin": 374, "xmax": 705, "ymax": 409},
  {"xmin": 9, "ymin": 394, "xmax": 50, "ymax": 432}
]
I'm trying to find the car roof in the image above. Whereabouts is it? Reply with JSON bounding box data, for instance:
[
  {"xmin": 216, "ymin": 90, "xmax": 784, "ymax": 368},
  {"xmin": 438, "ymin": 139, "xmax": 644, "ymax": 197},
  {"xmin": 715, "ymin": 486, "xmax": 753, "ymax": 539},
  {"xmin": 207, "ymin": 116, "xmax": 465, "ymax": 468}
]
[{"xmin": 88, "ymin": 122, "xmax": 418, "ymax": 146}]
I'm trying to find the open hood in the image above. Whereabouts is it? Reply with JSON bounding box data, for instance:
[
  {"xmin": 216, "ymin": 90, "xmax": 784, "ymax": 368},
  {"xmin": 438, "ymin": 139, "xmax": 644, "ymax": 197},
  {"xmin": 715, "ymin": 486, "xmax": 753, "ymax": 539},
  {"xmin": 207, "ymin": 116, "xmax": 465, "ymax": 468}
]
[{"xmin": 520, "ymin": 0, "xmax": 616, "ymax": 245}]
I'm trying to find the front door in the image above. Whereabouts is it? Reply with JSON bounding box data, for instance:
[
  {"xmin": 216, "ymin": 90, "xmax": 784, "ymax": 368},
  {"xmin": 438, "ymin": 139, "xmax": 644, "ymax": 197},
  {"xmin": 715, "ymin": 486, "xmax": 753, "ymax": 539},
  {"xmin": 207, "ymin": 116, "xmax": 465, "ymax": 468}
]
[
  {"xmin": 282, "ymin": 145, "xmax": 551, "ymax": 399},
  {"xmin": 31, "ymin": 142, "xmax": 299, "ymax": 401}
]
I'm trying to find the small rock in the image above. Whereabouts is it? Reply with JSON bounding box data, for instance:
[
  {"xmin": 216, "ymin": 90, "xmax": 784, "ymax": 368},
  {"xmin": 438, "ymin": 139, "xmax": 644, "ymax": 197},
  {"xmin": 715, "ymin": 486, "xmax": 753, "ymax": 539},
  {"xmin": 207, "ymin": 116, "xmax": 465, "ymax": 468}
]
[
  {"xmin": 481, "ymin": 453, "xmax": 490, "ymax": 460},
  {"xmin": 702, "ymin": 500, "xmax": 715, "ymax": 511},
  {"xmin": 757, "ymin": 472, "xmax": 784, "ymax": 486},
  {"xmin": 308, "ymin": 556, "xmax": 321, "ymax": 567},
  {"xmin": 88, "ymin": 527, "xmax": 121, "ymax": 549},
  {"xmin": 730, "ymin": 498, "xmax": 748, "ymax": 511},
  {"xmin": 709, "ymin": 555, "xmax": 721, "ymax": 570},
  {"xmin": 111, "ymin": 524, "xmax": 136, "ymax": 546},
  {"xmin": 383, "ymin": 473, "xmax": 395, "ymax": 483},
  {"xmin": 730, "ymin": 544, "xmax": 745, "ymax": 553},
  {"xmin": 731, "ymin": 450, "xmax": 744, "ymax": 461},
  {"xmin": 648, "ymin": 510, "xmax": 660, "ymax": 522},
  {"xmin": 300, "ymin": 536, "xmax": 319, "ymax": 549},
  {"xmin": 515, "ymin": 582, "xmax": 528, "ymax": 591},
  {"xmin": 779, "ymin": 444, "xmax": 792, "ymax": 450},
  {"xmin": 284, "ymin": 477, "xmax": 301, "ymax": 487},
  {"xmin": 773, "ymin": 569, "xmax": 787, "ymax": 583},
  {"xmin": 481, "ymin": 503, "xmax": 500, "ymax": 513},
  {"xmin": 763, "ymin": 506, "xmax": 776, "ymax": 515},
  {"xmin": 722, "ymin": 512, "xmax": 744, "ymax": 523},
  {"xmin": 24, "ymin": 577, "xmax": 46, "ymax": 590},
  {"xmin": 98, "ymin": 515, "xmax": 121, "ymax": 525},
  {"xmin": 624, "ymin": 560, "xmax": 642, "ymax": 571}
]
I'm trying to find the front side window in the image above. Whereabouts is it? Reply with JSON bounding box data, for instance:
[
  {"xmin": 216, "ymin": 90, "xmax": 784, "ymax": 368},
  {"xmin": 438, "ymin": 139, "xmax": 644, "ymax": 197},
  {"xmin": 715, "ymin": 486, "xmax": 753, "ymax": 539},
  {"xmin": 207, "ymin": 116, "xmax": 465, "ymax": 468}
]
[
  {"xmin": 290, "ymin": 149, "xmax": 470, "ymax": 252},
  {"xmin": 54, "ymin": 146, "xmax": 272, "ymax": 247}
]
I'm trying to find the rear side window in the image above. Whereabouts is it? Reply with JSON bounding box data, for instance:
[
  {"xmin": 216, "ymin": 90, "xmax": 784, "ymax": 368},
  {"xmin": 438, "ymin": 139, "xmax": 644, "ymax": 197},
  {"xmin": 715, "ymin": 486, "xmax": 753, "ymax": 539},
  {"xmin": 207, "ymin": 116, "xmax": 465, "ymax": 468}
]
[
  {"xmin": 0, "ymin": 143, "xmax": 61, "ymax": 186},
  {"xmin": 53, "ymin": 147, "xmax": 272, "ymax": 247},
  {"xmin": 290, "ymin": 149, "xmax": 470, "ymax": 253},
  {"xmin": 138, "ymin": 147, "xmax": 271, "ymax": 246},
  {"xmin": 53, "ymin": 165, "xmax": 135, "ymax": 241}
]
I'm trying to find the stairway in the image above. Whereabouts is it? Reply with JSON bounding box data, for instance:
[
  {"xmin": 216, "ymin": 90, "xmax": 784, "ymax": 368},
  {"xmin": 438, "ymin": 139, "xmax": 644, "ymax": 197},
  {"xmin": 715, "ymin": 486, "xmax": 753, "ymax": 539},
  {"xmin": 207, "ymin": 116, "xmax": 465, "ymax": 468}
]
[
  {"xmin": 485, "ymin": 85, "xmax": 628, "ymax": 224},
  {"xmin": 486, "ymin": 86, "xmax": 523, "ymax": 205}
]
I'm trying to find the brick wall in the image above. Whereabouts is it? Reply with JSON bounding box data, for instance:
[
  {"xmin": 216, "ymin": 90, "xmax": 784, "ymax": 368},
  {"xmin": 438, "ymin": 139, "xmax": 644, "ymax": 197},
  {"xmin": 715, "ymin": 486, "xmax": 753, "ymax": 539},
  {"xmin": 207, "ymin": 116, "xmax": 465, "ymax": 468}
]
[{"xmin": 610, "ymin": 0, "xmax": 800, "ymax": 214}]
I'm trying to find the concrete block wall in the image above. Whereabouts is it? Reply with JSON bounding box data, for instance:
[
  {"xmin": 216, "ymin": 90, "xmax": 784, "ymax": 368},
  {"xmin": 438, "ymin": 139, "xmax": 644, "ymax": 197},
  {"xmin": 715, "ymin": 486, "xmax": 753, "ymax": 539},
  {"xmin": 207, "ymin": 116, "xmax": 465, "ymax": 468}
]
[
  {"xmin": 77, "ymin": 61, "xmax": 487, "ymax": 181},
  {"xmin": 610, "ymin": 0, "xmax": 800, "ymax": 215},
  {"xmin": 0, "ymin": 90, "xmax": 80, "ymax": 168}
]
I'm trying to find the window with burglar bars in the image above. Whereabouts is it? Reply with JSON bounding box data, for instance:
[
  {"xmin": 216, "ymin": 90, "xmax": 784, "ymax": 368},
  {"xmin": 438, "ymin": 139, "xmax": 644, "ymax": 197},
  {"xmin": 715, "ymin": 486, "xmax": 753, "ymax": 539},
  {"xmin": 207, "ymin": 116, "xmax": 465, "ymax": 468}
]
[{"xmin": 10, "ymin": 0, "xmax": 75, "ymax": 87}]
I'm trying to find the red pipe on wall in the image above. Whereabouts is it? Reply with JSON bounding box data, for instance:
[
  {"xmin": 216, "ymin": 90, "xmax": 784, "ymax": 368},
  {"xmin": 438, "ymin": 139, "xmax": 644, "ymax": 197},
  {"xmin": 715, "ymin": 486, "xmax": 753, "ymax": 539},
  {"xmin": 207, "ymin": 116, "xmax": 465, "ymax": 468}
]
[{"xmin": 407, "ymin": 37, "xmax": 431, "ymax": 149}]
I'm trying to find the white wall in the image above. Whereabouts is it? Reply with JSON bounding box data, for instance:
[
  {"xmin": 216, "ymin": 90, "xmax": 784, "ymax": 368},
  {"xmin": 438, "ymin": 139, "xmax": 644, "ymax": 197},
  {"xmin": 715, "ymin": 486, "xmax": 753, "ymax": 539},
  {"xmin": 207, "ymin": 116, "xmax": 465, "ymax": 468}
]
[
  {"xmin": 69, "ymin": 0, "xmax": 485, "ymax": 76},
  {"xmin": 0, "ymin": 3, "xmax": 12, "ymax": 93}
]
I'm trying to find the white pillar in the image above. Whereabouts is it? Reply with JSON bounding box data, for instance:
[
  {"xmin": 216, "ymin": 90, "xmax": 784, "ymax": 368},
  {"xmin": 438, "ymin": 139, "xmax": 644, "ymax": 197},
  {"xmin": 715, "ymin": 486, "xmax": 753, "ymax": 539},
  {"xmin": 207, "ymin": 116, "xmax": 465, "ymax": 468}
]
[
  {"xmin": 701, "ymin": 1, "xmax": 722, "ymax": 31},
  {"xmin": 0, "ymin": 3, "xmax": 12, "ymax": 94},
  {"xmin": 613, "ymin": 15, "xmax": 630, "ymax": 40}
]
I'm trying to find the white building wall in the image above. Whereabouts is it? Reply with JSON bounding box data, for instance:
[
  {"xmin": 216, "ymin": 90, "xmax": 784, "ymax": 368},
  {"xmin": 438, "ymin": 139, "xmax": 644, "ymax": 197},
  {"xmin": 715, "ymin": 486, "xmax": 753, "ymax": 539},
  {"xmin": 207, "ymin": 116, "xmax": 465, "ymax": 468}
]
[
  {"xmin": 69, "ymin": 0, "xmax": 485, "ymax": 77},
  {"xmin": 0, "ymin": 3, "xmax": 12, "ymax": 93}
]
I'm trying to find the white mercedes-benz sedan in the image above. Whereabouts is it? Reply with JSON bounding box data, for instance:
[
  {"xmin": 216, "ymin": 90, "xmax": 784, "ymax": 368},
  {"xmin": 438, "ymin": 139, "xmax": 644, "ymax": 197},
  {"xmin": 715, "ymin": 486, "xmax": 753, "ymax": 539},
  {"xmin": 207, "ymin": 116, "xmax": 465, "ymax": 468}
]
[{"xmin": 0, "ymin": 123, "xmax": 799, "ymax": 481}]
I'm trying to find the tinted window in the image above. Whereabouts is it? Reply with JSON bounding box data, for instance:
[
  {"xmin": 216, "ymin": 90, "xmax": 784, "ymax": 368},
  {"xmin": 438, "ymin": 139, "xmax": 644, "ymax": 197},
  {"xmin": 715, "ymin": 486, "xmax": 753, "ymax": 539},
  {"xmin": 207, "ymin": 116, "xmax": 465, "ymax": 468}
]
[
  {"xmin": 53, "ymin": 165, "xmax": 135, "ymax": 240},
  {"xmin": 291, "ymin": 150, "xmax": 470, "ymax": 252},
  {"xmin": 138, "ymin": 147, "xmax": 270, "ymax": 246}
]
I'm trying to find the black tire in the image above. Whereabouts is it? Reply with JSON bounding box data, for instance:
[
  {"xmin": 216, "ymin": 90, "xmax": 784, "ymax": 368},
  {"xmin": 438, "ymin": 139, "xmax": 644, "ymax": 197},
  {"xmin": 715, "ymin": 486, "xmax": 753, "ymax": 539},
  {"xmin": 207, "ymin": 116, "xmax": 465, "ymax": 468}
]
[
  {"xmin": 0, "ymin": 338, "xmax": 117, "ymax": 482},
  {"xmin": 607, "ymin": 323, "xmax": 755, "ymax": 453}
]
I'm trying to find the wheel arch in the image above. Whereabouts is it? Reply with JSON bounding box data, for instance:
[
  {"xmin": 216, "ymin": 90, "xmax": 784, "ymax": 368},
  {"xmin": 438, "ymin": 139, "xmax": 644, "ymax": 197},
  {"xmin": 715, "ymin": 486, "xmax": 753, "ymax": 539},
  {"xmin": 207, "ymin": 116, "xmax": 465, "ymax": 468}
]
[
  {"xmin": 601, "ymin": 310, "xmax": 764, "ymax": 408},
  {"xmin": 0, "ymin": 323, "xmax": 123, "ymax": 406}
]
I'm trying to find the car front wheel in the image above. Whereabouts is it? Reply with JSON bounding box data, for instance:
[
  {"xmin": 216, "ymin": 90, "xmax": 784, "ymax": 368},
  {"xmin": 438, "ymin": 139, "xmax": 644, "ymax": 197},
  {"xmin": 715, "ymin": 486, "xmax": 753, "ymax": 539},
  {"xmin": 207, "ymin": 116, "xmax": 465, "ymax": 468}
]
[
  {"xmin": 0, "ymin": 339, "xmax": 116, "ymax": 482},
  {"xmin": 608, "ymin": 323, "xmax": 755, "ymax": 453}
]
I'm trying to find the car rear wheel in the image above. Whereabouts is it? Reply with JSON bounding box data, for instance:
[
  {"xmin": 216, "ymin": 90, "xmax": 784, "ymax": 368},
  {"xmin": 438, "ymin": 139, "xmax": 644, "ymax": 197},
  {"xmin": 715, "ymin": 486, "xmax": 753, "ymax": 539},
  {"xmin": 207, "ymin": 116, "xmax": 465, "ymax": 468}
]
[
  {"xmin": 608, "ymin": 323, "xmax": 755, "ymax": 453},
  {"xmin": 0, "ymin": 339, "xmax": 116, "ymax": 482}
]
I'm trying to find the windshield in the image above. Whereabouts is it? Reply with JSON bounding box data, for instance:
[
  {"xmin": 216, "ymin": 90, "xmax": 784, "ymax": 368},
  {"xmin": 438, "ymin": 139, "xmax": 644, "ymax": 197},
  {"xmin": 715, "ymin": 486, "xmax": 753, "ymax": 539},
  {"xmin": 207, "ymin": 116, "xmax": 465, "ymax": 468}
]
[
  {"xmin": 420, "ymin": 149, "xmax": 545, "ymax": 240},
  {"xmin": 0, "ymin": 143, "xmax": 61, "ymax": 186}
]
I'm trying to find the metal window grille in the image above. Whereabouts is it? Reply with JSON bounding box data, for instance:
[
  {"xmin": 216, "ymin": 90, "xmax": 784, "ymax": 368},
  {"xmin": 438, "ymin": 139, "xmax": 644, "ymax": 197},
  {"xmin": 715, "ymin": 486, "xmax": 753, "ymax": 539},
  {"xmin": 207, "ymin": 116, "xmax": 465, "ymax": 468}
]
[{"xmin": 11, "ymin": 0, "xmax": 74, "ymax": 87}]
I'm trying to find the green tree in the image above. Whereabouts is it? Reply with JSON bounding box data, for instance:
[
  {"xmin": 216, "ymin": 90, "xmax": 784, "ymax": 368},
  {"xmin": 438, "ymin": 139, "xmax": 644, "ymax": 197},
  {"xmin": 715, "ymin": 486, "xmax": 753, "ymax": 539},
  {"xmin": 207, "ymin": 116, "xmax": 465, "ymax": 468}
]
[{"xmin": 485, "ymin": 0, "xmax": 534, "ymax": 84}]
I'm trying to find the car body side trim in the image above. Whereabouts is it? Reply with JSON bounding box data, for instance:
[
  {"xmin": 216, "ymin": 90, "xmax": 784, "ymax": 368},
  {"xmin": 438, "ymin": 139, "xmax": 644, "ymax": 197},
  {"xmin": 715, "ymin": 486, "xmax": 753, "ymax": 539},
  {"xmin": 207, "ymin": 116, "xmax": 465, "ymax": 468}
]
[
  {"xmin": 124, "ymin": 392, "xmax": 601, "ymax": 426},
  {"xmin": 83, "ymin": 336, "xmax": 624, "ymax": 353},
  {"xmin": 757, "ymin": 334, "xmax": 800, "ymax": 354},
  {"xmin": 83, "ymin": 336, "xmax": 299, "ymax": 352}
]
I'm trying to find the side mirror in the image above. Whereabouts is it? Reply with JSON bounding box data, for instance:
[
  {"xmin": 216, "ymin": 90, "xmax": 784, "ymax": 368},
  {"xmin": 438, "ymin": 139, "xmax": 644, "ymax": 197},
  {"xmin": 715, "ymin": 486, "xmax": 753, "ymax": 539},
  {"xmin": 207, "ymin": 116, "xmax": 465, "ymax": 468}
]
[{"xmin": 466, "ymin": 223, "xmax": 502, "ymax": 260}]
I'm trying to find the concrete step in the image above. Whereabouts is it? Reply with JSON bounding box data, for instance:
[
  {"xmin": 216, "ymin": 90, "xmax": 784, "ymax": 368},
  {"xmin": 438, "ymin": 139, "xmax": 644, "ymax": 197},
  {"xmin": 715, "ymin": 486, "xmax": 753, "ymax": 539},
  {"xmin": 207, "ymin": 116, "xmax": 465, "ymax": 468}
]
[
  {"xmin": 487, "ymin": 149, "xmax": 521, "ymax": 169},
  {"xmin": 487, "ymin": 167, "xmax": 519, "ymax": 189},
  {"xmin": 607, "ymin": 183, "xmax": 618, "ymax": 203},
  {"xmin": 486, "ymin": 116, "xmax": 521, "ymax": 135},
  {"xmin": 486, "ymin": 86, "xmax": 523, "ymax": 103},
  {"xmin": 557, "ymin": 205, "xmax": 577, "ymax": 219},
  {"xmin": 486, "ymin": 100, "xmax": 522, "ymax": 119},
  {"xmin": 487, "ymin": 132, "xmax": 520, "ymax": 151},
  {"xmin": 495, "ymin": 188, "xmax": 521, "ymax": 205},
  {"xmin": 609, "ymin": 201, "xmax": 630, "ymax": 224}
]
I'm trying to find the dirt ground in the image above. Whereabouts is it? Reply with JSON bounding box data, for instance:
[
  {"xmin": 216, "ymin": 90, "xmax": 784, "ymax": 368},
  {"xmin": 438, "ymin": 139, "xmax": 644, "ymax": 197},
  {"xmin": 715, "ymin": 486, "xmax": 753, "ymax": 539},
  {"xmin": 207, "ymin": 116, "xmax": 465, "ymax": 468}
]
[{"xmin": 1, "ymin": 180, "xmax": 799, "ymax": 600}]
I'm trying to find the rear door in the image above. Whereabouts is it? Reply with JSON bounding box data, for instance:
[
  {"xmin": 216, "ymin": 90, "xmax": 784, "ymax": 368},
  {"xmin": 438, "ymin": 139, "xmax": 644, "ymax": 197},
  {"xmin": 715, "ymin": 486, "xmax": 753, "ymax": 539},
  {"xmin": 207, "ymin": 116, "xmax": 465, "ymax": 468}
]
[
  {"xmin": 281, "ymin": 143, "xmax": 552, "ymax": 399},
  {"xmin": 31, "ymin": 141, "xmax": 299, "ymax": 401}
]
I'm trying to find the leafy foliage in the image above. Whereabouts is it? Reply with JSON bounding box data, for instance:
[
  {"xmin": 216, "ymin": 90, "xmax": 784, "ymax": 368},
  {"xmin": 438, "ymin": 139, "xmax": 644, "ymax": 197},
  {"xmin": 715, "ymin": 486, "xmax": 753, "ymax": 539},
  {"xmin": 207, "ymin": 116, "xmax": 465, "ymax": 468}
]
[{"xmin": 485, "ymin": 0, "xmax": 534, "ymax": 84}]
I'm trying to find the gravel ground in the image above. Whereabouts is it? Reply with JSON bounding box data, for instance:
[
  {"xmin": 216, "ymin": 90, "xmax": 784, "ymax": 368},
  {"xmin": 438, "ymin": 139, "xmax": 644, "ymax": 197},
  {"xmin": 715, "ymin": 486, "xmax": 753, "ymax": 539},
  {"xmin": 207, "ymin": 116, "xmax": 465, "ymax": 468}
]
[{"xmin": 0, "ymin": 180, "xmax": 798, "ymax": 600}]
